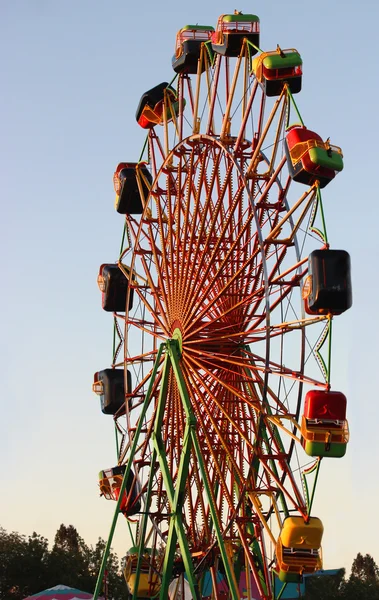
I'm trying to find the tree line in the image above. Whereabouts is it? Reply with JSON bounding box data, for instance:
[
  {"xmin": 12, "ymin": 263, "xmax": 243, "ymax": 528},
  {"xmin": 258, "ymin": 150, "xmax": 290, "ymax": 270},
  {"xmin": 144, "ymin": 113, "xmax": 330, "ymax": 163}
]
[
  {"xmin": 303, "ymin": 553, "xmax": 379, "ymax": 599},
  {"xmin": 0, "ymin": 524, "xmax": 125, "ymax": 600},
  {"xmin": 1, "ymin": 523, "xmax": 379, "ymax": 599}
]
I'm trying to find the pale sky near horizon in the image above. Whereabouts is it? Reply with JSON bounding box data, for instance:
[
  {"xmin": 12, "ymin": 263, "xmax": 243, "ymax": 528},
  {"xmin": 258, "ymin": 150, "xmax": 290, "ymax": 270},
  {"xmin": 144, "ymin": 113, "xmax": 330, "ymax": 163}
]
[{"xmin": 1, "ymin": 0, "xmax": 379, "ymax": 581}]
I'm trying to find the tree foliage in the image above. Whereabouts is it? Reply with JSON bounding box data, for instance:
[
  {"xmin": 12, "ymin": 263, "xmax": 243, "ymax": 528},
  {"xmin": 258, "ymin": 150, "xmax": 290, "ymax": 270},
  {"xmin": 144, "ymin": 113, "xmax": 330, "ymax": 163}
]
[
  {"xmin": 0, "ymin": 528, "xmax": 50, "ymax": 600},
  {"xmin": 340, "ymin": 553, "xmax": 379, "ymax": 600},
  {"xmin": 0, "ymin": 524, "xmax": 125, "ymax": 600},
  {"xmin": 351, "ymin": 552, "xmax": 379, "ymax": 583},
  {"xmin": 304, "ymin": 568, "xmax": 345, "ymax": 599},
  {"xmin": 303, "ymin": 554, "xmax": 379, "ymax": 600}
]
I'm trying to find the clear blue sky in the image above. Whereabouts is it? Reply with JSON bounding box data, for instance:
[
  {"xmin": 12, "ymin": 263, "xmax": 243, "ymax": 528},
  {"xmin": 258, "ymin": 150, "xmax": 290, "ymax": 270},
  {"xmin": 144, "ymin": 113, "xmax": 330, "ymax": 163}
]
[{"xmin": 1, "ymin": 0, "xmax": 378, "ymax": 575}]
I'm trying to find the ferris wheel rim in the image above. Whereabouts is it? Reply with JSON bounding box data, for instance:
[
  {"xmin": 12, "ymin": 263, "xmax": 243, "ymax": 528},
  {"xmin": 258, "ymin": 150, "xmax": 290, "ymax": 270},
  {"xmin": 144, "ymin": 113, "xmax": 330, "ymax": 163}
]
[{"xmin": 121, "ymin": 130, "xmax": 313, "ymax": 528}]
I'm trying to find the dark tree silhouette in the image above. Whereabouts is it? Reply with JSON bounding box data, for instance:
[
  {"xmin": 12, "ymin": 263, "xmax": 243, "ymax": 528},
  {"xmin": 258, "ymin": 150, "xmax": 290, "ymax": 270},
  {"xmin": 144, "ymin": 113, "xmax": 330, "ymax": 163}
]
[
  {"xmin": 303, "ymin": 554, "xmax": 379, "ymax": 600},
  {"xmin": 0, "ymin": 528, "xmax": 50, "ymax": 600},
  {"xmin": 47, "ymin": 524, "xmax": 90, "ymax": 588},
  {"xmin": 340, "ymin": 553, "xmax": 379, "ymax": 600},
  {"xmin": 304, "ymin": 568, "xmax": 345, "ymax": 599},
  {"xmin": 0, "ymin": 524, "xmax": 125, "ymax": 600},
  {"xmin": 351, "ymin": 553, "xmax": 379, "ymax": 583}
]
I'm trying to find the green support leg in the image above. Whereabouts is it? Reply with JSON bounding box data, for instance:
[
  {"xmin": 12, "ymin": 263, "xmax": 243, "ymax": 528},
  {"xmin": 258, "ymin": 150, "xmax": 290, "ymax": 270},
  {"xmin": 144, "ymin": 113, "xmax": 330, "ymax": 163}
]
[
  {"xmin": 152, "ymin": 348, "xmax": 201, "ymax": 600},
  {"xmin": 167, "ymin": 340, "xmax": 240, "ymax": 600}
]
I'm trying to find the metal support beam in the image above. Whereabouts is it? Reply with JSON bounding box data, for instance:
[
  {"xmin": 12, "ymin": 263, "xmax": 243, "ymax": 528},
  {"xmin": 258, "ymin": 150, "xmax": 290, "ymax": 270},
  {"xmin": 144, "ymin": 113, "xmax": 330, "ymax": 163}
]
[
  {"xmin": 167, "ymin": 340, "xmax": 240, "ymax": 600},
  {"xmin": 153, "ymin": 346, "xmax": 201, "ymax": 600}
]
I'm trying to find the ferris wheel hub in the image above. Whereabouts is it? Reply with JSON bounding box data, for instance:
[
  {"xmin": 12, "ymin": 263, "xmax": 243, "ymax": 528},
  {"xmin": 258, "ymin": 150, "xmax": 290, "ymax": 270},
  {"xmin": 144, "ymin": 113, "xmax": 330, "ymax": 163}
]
[{"xmin": 172, "ymin": 327, "xmax": 183, "ymax": 355}]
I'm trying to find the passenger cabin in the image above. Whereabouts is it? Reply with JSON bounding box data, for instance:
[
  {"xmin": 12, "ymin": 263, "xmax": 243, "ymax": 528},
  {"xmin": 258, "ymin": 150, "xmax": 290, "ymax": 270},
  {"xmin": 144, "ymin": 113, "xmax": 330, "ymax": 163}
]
[
  {"xmin": 92, "ymin": 368, "xmax": 132, "ymax": 415},
  {"xmin": 276, "ymin": 516, "xmax": 323, "ymax": 582},
  {"xmin": 97, "ymin": 263, "xmax": 134, "ymax": 313},
  {"xmin": 285, "ymin": 127, "xmax": 343, "ymax": 188},
  {"xmin": 303, "ymin": 250, "xmax": 352, "ymax": 315},
  {"xmin": 252, "ymin": 48, "xmax": 302, "ymax": 96},
  {"xmin": 211, "ymin": 13, "xmax": 260, "ymax": 57},
  {"xmin": 136, "ymin": 82, "xmax": 181, "ymax": 129},
  {"xmin": 113, "ymin": 162, "xmax": 152, "ymax": 214},
  {"xmin": 98, "ymin": 465, "xmax": 141, "ymax": 516},
  {"xmin": 124, "ymin": 547, "xmax": 161, "ymax": 598},
  {"xmin": 172, "ymin": 25, "xmax": 214, "ymax": 74},
  {"xmin": 301, "ymin": 390, "xmax": 349, "ymax": 457}
]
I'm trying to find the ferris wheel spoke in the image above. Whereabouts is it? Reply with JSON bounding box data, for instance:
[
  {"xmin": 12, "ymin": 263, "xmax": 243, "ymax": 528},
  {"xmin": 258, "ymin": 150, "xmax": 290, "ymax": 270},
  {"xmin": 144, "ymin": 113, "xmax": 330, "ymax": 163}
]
[
  {"xmin": 184, "ymin": 272, "xmax": 261, "ymax": 336},
  {"xmin": 180, "ymin": 149, "xmax": 234, "ymax": 307},
  {"xmin": 185, "ymin": 352, "xmax": 256, "ymax": 406},
  {"xmin": 233, "ymin": 79, "xmax": 259, "ymax": 152},
  {"xmin": 241, "ymin": 347, "xmax": 325, "ymax": 389},
  {"xmin": 180, "ymin": 366, "xmax": 241, "ymax": 526},
  {"xmin": 240, "ymin": 358, "xmax": 293, "ymax": 418},
  {"xmin": 182, "ymin": 214, "xmax": 262, "ymax": 329},
  {"xmin": 129, "ymin": 285, "xmax": 168, "ymax": 338},
  {"xmin": 177, "ymin": 75, "xmax": 187, "ymax": 142},
  {"xmin": 175, "ymin": 148, "xmax": 197, "ymax": 300},
  {"xmin": 266, "ymin": 186, "xmax": 317, "ymax": 245},
  {"xmin": 192, "ymin": 464, "xmax": 209, "ymax": 535},
  {"xmin": 247, "ymin": 90, "xmax": 287, "ymax": 178},
  {"xmin": 257, "ymin": 459, "xmax": 306, "ymax": 515},
  {"xmin": 138, "ymin": 251, "xmax": 171, "ymax": 329},
  {"xmin": 265, "ymin": 106, "xmax": 287, "ymax": 177},
  {"xmin": 177, "ymin": 149, "xmax": 213, "ymax": 278},
  {"xmin": 186, "ymin": 461, "xmax": 209, "ymax": 542},
  {"xmin": 220, "ymin": 53, "xmax": 244, "ymax": 140},
  {"xmin": 268, "ymin": 253, "xmax": 307, "ymax": 287},
  {"xmin": 183, "ymin": 358, "xmax": 261, "ymax": 454},
  {"xmin": 126, "ymin": 223, "xmax": 169, "ymax": 323},
  {"xmin": 206, "ymin": 58, "xmax": 224, "ymax": 136},
  {"xmin": 254, "ymin": 157, "xmax": 288, "ymax": 211},
  {"xmin": 178, "ymin": 148, "xmax": 224, "ymax": 309},
  {"xmin": 183, "ymin": 361, "xmax": 251, "ymax": 479},
  {"xmin": 265, "ymin": 280, "xmax": 302, "ymax": 321},
  {"xmin": 149, "ymin": 130, "xmax": 167, "ymax": 179},
  {"xmin": 182, "ymin": 214, "xmax": 256, "ymax": 326},
  {"xmin": 191, "ymin": 50, "xmax": 212, "ymax": 133}
]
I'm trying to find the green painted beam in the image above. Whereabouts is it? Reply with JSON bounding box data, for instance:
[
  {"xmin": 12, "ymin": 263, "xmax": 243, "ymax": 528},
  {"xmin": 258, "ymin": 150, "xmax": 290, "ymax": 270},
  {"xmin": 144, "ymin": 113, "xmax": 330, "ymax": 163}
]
[
  {"xmin": 153, "ymin": 345, "xmax": 201, "ymax": 600},
  {"xmin": 168, "ymin": 339, "xmax": 240, "ymax": 600}
]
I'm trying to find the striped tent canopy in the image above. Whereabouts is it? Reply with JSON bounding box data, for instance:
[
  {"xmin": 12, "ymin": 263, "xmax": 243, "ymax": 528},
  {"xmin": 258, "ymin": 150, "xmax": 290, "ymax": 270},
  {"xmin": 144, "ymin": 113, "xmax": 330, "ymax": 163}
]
[{"xmin": 24, "ymin": 585, "xmax": 94, "ymax": 600}]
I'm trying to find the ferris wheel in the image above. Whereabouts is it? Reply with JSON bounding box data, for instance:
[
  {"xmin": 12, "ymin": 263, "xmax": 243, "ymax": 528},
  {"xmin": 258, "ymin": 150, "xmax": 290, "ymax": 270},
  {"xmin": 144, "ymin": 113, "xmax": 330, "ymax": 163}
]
[{"xmin": 93, "ymin": 13, "xmax": 352, "ymax": 600}]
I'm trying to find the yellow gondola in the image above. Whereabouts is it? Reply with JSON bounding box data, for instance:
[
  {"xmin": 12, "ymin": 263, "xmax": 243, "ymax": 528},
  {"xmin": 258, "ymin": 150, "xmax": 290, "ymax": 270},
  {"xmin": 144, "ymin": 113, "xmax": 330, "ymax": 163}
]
[
  {"xmin": 123, "ymin": 547, "xmax": 161, "ymax": 598},
  {"xmin": 276, "ymin": 517, "xmax": 323, "ymax": 582}
]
